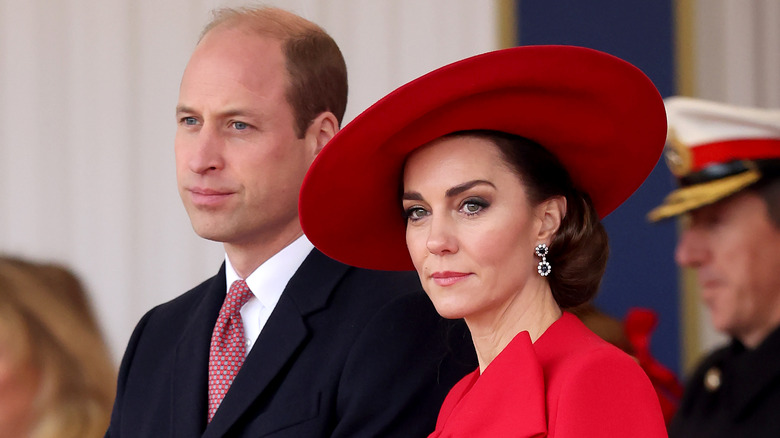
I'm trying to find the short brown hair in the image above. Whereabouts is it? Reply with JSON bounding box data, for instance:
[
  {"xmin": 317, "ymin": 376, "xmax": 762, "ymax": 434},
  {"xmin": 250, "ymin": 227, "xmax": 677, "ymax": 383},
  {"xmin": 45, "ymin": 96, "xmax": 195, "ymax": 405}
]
[
  {"xmin": 202, "ymin": 7, "xmax": 348, "ymax": 138},
  {"xmin": 450, "ymin": 130, "xmax": 609, "ymax": 308}
]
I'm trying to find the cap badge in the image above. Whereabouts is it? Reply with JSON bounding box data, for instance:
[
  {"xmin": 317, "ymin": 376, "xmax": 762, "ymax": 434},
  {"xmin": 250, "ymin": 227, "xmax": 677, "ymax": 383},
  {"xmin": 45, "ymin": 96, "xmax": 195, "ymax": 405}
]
[{"xmin": 664, "ymin": 129, "xmax": 693, "ymax": 177}]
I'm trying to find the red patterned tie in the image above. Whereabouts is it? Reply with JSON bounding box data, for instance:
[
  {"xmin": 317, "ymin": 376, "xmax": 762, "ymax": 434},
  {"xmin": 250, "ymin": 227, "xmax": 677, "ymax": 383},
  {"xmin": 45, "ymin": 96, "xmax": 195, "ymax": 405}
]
[{"xmin": 207, "ymin": 279, "xmax": 253, "ymax": 422}]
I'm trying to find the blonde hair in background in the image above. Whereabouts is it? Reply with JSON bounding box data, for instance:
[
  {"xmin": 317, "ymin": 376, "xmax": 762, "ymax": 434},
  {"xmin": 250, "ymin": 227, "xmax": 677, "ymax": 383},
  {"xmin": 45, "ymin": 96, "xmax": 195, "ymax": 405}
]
[{"xmin": 0, "ymin": 257, "xmax": 116, "ymax": 438}]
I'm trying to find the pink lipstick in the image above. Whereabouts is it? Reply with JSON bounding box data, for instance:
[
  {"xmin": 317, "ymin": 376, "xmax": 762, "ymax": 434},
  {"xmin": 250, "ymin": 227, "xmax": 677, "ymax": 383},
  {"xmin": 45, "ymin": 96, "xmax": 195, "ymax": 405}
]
[{"xmin": 430, "ymin": 271, "xmax": 471, "ymax": 287}]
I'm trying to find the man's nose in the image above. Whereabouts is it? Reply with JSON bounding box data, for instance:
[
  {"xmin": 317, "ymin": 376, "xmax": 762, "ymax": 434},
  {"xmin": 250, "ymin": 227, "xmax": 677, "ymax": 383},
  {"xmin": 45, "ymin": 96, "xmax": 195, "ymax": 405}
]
[
  {"xmin": 675, "ymin": 227, "xmax": 707, "ymax": 268},
  {"xmin": 187, "ymin": 126, "xmax": 225, "ymax": 174}
]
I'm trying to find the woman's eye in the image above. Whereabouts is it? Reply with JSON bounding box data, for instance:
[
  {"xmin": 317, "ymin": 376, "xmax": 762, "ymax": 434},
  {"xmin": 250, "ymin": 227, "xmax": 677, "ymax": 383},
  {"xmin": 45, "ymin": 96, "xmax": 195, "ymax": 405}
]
[
  {"xmin": 464, "ymin": 203, "xmax": 481, "ymax": 213},
  {"xmin": 461, "ymin": 198, "xmax": 488, "ymax": 216},
  {"xmin": 404, "ymin": 206, "xmax": 429, "ymax": 221}
]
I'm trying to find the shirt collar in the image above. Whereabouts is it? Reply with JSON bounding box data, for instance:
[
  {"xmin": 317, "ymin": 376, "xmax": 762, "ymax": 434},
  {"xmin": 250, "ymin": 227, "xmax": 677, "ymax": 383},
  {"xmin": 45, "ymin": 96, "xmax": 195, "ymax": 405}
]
[{"xmin": 224, "ymin": 235, "xmax": 314, "ymax": 309}]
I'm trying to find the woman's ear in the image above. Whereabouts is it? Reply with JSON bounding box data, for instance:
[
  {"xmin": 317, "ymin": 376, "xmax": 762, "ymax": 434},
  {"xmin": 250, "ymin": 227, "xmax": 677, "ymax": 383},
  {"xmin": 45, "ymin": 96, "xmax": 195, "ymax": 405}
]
[{"xmin": 536, "ymin": 195, "xmax": 566, "ymax": 243}]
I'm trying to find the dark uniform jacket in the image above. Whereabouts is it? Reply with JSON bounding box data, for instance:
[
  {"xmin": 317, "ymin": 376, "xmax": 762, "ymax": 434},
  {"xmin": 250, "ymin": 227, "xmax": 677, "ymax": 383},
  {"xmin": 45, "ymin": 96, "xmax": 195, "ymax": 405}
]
[
  {"xmin": 669, "ymin": 324, "xmax": 780, "ymax": 437},
  {"xmin": 106, "ymin": 249, "xmax": 475, "ymax": 437}
]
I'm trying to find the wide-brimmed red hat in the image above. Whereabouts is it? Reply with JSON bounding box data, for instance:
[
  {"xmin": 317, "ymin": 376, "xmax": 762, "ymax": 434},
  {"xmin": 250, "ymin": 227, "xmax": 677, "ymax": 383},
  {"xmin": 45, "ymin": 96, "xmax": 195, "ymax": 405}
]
[{"xmin": 299, "ymin": 45, "xmax": 666, "ymax": 271}]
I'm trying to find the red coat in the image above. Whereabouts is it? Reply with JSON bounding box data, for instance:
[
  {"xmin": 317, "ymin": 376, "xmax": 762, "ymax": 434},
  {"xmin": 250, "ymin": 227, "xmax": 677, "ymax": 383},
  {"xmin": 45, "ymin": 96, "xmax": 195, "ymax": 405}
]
[{"xmin": 429, "ymin": 312, "xmax": 667, "ymax": 437}]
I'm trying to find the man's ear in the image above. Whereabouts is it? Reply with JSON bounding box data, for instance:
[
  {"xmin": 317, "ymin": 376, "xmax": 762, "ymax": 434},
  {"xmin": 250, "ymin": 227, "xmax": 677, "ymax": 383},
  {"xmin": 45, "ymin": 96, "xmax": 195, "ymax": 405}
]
[
  {"xmin": 536, "ymin": 195, "xmax": 567, "ymax": 243},
  {"xmin": 305, "ymin": 111, "xmax": 339, "ymax": 157}
]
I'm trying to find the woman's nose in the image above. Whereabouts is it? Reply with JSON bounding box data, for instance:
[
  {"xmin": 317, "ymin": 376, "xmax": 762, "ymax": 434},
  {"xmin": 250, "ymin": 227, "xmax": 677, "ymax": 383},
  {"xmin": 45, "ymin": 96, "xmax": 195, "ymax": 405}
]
[{"xmin": 426, "ymin": 215, "xmax": 458, "ymax": 256}]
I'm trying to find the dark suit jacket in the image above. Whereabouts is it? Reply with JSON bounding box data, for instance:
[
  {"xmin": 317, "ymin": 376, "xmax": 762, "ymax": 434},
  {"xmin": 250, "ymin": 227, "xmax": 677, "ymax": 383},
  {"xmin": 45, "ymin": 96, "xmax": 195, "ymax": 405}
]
[
  {"xmin": 669, "ymin": 324, "xmax": 780, "ymax": 438},
  {"xmin": 107, "ymin": 249, "xmax": 475, "ymax": 437}
]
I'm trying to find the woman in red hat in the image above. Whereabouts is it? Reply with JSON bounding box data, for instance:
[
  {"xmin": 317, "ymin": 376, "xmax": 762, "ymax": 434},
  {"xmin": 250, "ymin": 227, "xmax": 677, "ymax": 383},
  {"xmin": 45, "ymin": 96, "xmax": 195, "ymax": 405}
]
[{"xmin": 300, "ymin": 45, "xmax": 668, "ymax": 437}]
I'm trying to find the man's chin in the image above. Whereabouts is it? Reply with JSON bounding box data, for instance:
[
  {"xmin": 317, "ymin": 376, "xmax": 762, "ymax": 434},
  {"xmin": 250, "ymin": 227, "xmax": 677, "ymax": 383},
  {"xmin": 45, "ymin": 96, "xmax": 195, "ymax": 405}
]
[
  {"xmin": 707, "ymin": 312, "xmax": 734, "ymax": 336},
  {"xmin": 190, "ymin": 223, "xmax": 231, "ymax": 243}
]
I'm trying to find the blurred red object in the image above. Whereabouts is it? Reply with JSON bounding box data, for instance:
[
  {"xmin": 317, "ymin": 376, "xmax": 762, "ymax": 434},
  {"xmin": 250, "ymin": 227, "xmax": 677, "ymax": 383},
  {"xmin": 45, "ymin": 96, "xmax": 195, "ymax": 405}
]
[{"xmin": 624, "ymin": 308, "xmax": 684, "ymax": 425}]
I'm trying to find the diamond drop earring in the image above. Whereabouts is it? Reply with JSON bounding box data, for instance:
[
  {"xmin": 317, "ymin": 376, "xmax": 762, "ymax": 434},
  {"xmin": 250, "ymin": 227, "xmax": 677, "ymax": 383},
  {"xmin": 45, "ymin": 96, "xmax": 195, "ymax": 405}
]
[{"xmin": 535, "ymin": 243, "xmax": 551, "ymax": 277}]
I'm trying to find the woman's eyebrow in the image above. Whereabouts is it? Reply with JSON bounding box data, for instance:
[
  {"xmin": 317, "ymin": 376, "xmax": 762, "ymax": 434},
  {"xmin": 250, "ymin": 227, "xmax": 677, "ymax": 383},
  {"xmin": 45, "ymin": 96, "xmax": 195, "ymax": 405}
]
[
  {"xmin": 401, "ymin": 191, "xmax": 423, "ymax": 201},
  {"xmin": 402, "ymin": 180, "xmax": 494, "ymax": 201},
  {"xmin": 445, "ymin": 180, "xmax": 495, "ymax": 197}
]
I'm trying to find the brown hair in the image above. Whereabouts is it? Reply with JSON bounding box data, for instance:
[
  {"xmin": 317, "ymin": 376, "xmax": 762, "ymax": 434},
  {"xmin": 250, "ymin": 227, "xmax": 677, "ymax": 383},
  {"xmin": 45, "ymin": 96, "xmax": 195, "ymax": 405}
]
[
  {"xmin": 201, "ymin": 7, "xmax": 348, "ymax": 138},
  {"xmin": 0, "ymin": 256, "xmax": 115, "ymax": 438},
  {"xmin": 450, "ymin": 130, "xmax": 609, "ymax": 308}
]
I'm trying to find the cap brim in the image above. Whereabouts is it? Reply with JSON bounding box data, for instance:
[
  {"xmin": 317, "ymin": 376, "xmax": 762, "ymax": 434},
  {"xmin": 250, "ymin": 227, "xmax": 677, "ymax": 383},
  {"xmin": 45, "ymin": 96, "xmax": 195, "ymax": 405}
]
[
  {"xmin": 300, "ymin": 45, "xmax": 666, "ymax": 271},
  {"xmin": 647, "ymin": 169, "xmax": 761, "ymax": 222}
]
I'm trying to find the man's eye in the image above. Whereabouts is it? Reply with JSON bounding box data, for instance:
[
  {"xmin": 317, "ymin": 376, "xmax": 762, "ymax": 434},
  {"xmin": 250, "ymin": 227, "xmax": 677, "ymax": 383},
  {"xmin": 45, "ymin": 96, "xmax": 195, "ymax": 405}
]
[
  {"xmin": 232, "ymin": 121, "xmax": 248, "ymax": 130},
  {"xmin": 182, "ymin": 117, "xmax": 198, "ymax": 125}
]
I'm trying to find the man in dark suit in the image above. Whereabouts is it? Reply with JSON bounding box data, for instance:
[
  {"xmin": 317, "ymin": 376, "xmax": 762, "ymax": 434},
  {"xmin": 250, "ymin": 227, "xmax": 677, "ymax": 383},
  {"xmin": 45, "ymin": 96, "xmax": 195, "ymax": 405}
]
[
  {"xmin": 106, "ymin": 6, "xmax": 474, "ymax": 437},
  {"xmin": 648, "ymin": 97, "xmax": 780, "ymax": 437}
]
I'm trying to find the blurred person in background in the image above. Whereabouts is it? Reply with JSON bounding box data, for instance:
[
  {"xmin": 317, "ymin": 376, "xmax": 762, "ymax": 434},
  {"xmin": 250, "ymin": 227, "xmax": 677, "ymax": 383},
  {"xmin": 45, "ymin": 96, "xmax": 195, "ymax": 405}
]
[
  {"xmin": 0, "ymin": 255, "xmax": 115, "ymax": 438},
  {"xmin": 648, "ymin": 97, "xmax": 780, "ymax": 437}
]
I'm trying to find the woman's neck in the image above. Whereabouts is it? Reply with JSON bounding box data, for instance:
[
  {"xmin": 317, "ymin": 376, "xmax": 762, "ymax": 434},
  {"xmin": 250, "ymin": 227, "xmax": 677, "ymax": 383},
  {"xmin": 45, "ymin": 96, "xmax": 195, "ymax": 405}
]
[{"xmin": 466, "ymin": 281, "xmax": 561, "ymax": 373}]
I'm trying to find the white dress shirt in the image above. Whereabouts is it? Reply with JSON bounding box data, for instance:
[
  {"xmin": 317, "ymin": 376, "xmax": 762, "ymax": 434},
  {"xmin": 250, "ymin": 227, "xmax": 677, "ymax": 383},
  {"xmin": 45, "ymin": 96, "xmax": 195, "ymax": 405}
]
[{"xmin": 224, "ymin": 235, "xmax": 314, "ymax": 355}]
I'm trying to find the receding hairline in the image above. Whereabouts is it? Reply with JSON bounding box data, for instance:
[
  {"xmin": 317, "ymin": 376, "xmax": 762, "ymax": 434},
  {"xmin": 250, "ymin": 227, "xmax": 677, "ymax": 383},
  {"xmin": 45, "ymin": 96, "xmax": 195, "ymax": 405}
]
[
  {"xmin": 195, "ymin": 5, "xmax": 348, "ymax": 134},
  {"xmin": 199, "ymin": 6, "xmax": 327, "ymax": 43}
]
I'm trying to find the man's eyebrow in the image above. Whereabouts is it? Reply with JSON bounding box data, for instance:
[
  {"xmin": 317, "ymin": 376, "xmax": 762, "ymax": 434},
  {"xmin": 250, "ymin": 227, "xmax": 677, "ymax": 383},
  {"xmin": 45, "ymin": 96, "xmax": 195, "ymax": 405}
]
[
  {"xmin": 175, "ymin": 105, "xmax": 195, "ymax": 115},
  {"xmin": 175, "ymin": 106, "xmax": 254, "ymax": 119}
]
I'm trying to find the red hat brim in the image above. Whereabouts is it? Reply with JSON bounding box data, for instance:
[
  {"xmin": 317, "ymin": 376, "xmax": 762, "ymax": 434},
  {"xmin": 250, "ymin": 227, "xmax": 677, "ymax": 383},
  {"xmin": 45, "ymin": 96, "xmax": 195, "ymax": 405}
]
[{"xmin": 299, "ymin": 45, "xmax": 666, "ymax": 271}]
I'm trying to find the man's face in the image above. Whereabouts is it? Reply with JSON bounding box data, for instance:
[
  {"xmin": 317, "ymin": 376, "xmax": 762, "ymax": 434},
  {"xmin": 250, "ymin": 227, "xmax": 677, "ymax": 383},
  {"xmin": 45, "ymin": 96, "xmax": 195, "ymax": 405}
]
[
  {"xmin": 675, "ymin": 191, "xmax": 780, "ymax": 347},
  {"xmin": 175, "ymin": 27, "xmax": 318, "ymax": 250}
]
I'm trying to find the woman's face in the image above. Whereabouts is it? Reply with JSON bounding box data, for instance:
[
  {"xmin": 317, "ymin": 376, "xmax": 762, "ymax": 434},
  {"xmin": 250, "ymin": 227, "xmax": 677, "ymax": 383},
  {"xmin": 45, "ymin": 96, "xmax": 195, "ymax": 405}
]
[
  {"xmin": 402, "ymin": 135, "xmax": 548, "ymax": 322},
  {"xmin": 0, "ymin": 323, "xmax": 39, "ymax": 438}
]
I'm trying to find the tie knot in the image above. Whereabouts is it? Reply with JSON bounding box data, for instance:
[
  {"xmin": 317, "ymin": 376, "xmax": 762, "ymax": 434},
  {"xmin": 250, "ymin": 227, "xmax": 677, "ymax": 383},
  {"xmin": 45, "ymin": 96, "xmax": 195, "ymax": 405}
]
[{"xmin": 223, "ymin": 279, "xmax": 253, "ymax": 316}]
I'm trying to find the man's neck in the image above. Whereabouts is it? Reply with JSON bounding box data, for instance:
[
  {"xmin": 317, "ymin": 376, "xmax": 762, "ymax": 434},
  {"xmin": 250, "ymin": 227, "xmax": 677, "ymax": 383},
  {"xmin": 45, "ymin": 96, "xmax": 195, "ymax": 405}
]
[{"xmin": 224, "ymin": 229, "xmax": 304, "ymax": 278}]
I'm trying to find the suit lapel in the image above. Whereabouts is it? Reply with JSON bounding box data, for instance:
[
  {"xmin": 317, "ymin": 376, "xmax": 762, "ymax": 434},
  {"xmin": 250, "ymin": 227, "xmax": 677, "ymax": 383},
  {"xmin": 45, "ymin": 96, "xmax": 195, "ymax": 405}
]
[
  {"xmin": 171, "ymin": 265, "xmax": 227, "ymax": 438},
  {"xmin": 203, "ymin": 250, "xmax": 350, "ymax": 437}
]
